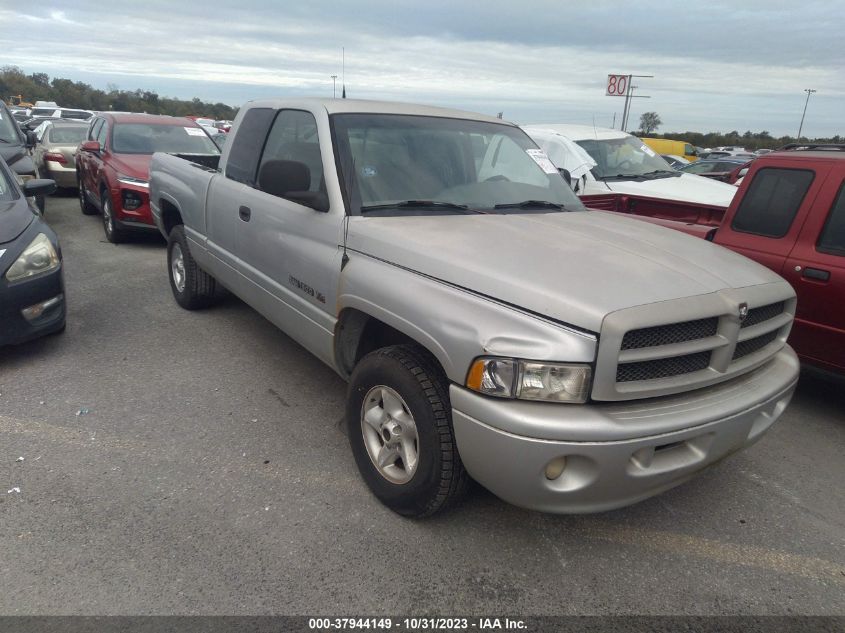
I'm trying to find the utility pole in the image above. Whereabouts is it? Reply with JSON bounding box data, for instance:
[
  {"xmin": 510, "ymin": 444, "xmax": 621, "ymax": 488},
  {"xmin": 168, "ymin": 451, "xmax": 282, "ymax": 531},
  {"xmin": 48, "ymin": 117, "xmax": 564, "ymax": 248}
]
[
  {"xmin": 331, "ymin": 75, "xmax": 337, "ymax": 98},
  {"xmin": 619, "ymin": 74, "xmax": 653, "ymax": 132},
  {"xmin": 797, "ymin": 88, "xmax": 816, "ymax": 139}
]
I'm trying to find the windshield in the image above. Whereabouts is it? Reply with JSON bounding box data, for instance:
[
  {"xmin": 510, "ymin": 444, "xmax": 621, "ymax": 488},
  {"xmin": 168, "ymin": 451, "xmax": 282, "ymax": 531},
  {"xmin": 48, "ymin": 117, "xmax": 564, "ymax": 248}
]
[
  {"xmin": 112, "ymin": 123, "xmax": 220, "ymax": 155},
  {"xmin": 576, "ymin": 136, "xmax": 673, "ymax": 179},
  {"xmin": 0, "ymin": 105, "xmax": 23, "ymax": 144},
  {"xmin": 331, "ymin": 113, "xmax": 584, "ymax": 215},
  {"xmin": 49, "ymin": 126, "xmax": 88, "ymax": 144}
]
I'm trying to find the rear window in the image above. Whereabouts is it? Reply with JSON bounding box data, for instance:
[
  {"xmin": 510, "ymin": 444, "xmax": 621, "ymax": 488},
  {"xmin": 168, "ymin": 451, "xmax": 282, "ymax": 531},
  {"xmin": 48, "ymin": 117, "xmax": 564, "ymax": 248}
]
[
  {"xmin": 112, "ymin": 123, "xmax": 219, "ymax": 155},
  {"xmin": 818, "ymin": 182, "xmax": 845, "ymax": 256},
  {"xmin": 49, "ymin": 126, "xmax": 87, "ymax": 144},
  {"xmin": 731, "ymin": 167, "xmax": 814, "ymax": 238}
]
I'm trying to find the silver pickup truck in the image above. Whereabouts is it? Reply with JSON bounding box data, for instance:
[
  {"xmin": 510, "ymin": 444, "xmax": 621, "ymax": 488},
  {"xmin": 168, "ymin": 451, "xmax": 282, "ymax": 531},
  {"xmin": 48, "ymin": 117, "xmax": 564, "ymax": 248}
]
[{"xmin": 149, "ymin": 98, "xmax": 799, "ymax": 517}]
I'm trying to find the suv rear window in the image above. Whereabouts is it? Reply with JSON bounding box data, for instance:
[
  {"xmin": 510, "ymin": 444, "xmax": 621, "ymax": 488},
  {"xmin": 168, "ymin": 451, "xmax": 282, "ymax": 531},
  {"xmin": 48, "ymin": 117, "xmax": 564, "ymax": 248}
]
[
  {"xmin": 818, "ymin": 182, "xmax": 845, "ymax": 256},
  {"xmin": 731, "ymin": 167, "xmax": 814, "ymax": 238}
]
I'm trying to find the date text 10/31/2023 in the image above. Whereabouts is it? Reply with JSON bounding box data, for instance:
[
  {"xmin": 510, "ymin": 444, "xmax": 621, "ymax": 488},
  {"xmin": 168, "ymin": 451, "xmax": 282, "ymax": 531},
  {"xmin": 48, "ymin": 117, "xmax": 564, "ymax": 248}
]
[{"xmin": 307, "ymin": 618, "xmax": 528, "ymax": 630}]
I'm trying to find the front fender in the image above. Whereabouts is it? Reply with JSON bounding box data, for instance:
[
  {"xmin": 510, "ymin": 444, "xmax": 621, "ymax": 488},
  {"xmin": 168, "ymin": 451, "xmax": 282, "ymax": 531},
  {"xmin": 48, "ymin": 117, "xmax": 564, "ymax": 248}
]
[{"xmin": 337, "ymin": 253, "xmax": 597, "ymax": 384}]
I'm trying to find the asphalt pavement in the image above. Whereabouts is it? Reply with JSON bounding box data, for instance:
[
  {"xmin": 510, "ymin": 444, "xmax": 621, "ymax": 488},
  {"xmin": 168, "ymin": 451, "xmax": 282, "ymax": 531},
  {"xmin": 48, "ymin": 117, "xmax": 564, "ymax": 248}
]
[{"xmin": 1, "ymin": 193, "xmax": 843, "ymax": 616}]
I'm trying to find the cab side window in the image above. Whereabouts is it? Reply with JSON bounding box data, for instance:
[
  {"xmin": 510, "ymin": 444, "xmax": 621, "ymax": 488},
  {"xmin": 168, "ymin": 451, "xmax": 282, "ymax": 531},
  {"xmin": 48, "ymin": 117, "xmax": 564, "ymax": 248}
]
[
  {"xmin": 257, "ymin": 109, "xmax": 326, "ymax": 199},
  {"xmin": 225, "ymin": 108, "xmax": 275, "ymax": 186},
  {"xmin": 818, "ymin": 182, "xmax": 845, "ymax": 256},
  {"xmin": 731, "ymin": 168, "xmax": 814, "ymax": 238}
]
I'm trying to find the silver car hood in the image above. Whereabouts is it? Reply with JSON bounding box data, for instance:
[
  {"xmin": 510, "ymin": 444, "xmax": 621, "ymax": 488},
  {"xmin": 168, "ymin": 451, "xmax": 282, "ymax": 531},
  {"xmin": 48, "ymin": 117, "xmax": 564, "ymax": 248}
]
[{"xmin": 345, "ymin": 210, "xmax": 784, "ymax": 332}]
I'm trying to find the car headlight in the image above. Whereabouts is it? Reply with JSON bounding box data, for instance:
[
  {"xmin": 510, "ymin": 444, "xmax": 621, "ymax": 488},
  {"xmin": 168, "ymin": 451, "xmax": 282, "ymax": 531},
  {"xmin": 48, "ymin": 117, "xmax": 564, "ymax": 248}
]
[
  {"xmin": 466, "ymin": 357, "xmax": 592, "ymax": 403},
  {"xmin": 117, "ymin": 174, "xmax": 149, "ymax": 188},
  {"xmin": 5, "ymin": 233, "xmax": 60, "ymax": 282}
]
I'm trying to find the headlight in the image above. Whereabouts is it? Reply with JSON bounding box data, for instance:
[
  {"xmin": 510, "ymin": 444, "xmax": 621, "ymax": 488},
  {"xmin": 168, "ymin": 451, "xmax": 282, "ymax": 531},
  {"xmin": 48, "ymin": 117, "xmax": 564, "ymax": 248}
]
[
  {"xmin": 5, "ymin": 233, "xmax": 60, "ymax": 282},
  {"xmin": 117, "ymin": 174, "xmax": 149, "ymax": 188},
  {"xmin": 466, "ymin": 357, "xmax": 592, "ymax": 404}
]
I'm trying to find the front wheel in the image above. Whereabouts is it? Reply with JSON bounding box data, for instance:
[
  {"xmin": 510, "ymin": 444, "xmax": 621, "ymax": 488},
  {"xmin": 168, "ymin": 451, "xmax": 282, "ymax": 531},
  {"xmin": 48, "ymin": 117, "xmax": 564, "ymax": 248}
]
[
  {"xmin": 102, "ymin": 195, "xmax": 128, "ymax": 244},
  {"xmin": 167, "ymin": 225, "xmax": 218, "ymax": 310},
  {"xmin": 347, "ymin": 344, "xmax": 469, "ymax": 517},
  {"xmin": 78, "ymin": 177, "xmax": 97, "ymax": 215}
]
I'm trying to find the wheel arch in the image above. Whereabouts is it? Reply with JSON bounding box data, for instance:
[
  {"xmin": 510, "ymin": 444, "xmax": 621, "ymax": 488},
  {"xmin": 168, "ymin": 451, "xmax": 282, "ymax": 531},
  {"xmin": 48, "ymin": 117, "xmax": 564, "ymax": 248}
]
[
  {"xmin": 334, "ymin": 307, "xmax": 452, "ymax": 383},
  {"xmin": 158, "ymin": 197, "xmax": 184, "ymax": 237}
]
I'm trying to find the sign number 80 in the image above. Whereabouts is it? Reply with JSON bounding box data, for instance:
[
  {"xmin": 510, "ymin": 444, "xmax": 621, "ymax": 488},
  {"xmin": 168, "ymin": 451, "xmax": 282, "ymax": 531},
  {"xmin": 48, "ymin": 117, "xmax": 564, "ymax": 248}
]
[{"xmin": 606, "ymin": 74, "xmax": 629, "ymax": 96}]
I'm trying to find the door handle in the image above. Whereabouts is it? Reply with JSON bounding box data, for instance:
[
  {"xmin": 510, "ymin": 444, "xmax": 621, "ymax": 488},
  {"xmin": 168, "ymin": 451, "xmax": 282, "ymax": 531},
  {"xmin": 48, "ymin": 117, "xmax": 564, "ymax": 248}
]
[
  {"xmin": 238, "ymin": 205, "xmax": 251, "ymax": 222},
  {"xmin": 802, "ymin": 267, "xmax": 830, "ymax": 282}
]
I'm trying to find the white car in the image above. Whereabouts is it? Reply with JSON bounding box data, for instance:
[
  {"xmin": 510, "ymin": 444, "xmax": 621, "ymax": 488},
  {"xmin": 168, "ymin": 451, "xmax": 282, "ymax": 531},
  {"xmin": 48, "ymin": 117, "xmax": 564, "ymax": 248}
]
[{"xmin": 523, "ymin": 124, "xmax": 738, "ymax": 207}]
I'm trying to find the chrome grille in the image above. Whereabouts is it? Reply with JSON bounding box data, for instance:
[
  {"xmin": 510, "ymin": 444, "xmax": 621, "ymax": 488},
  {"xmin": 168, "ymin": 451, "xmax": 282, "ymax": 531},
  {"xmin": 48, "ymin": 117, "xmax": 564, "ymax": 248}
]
[
  {"xmin": 617, "ymin": 352, "xmax": 711, "ymax": 382},
  {"xmin": 621, "ymin": 317, "xmax": 718, "ymax": 350},
  {"xmin": 741, "ymin": 301, "xmax": 785, "ymax": 329},
  {"xmin": 596, "ymin": 291, "xmax": 796, "ymax": 400}
]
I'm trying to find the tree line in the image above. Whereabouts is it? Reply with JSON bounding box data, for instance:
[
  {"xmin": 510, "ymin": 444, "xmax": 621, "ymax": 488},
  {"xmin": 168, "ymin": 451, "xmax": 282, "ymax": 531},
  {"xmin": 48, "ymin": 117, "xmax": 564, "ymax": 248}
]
[
  {"xmin": 1, "ymin": 66, "xmax": 238, "ymax": 120},
  {"xmin": 636, "ymin": 111, "xmax": 840, "ymax": 151}
]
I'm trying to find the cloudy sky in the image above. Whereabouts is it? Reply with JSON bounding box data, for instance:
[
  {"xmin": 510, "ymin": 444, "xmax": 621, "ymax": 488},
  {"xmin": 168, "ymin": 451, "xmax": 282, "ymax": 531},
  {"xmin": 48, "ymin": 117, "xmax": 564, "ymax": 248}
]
[{"xmin": 1, "ymin": 0, "xmax": 842, "ymax": 136}]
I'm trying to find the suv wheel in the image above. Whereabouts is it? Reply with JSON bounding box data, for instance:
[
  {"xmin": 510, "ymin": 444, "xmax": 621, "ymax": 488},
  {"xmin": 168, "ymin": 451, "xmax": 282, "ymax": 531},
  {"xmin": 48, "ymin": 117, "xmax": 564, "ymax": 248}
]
[
  {"xmin": 167, "ymin": 225, "xmax": 218, "ymax": 310},
  {"xmin": 347, "ymin": 344, "xmax": 469, "ymax": 517},
  {"xmin": 78, "ymin": 177, "xmax": 97, "ymax": 215},
  {"xmin": 101, "ymin": 194, "xmax": 128, "ymax": 244}
]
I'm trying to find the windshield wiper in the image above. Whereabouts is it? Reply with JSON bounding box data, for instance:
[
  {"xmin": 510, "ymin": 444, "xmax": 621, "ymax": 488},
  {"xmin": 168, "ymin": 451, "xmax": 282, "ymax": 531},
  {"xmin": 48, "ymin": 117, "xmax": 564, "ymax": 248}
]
[
  {"xmin": 360, "ymin": 200, "xmax": 483, "ymax": 214},
  {"xmin": 494, "ymin": 200, "xmax": 565, "ymax": 210}
]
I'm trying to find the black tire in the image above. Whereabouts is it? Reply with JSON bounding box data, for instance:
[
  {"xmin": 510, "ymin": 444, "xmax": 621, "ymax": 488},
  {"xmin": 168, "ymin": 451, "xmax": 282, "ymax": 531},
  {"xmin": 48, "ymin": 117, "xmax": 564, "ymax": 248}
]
[
  {"xmin": 35, "ymin": 194, "xmax": 46, "ymax": 214},
  {"xmin": 167, "ymin": 225, "xmax": 218, "ymax": 310},
  {"xmin": 101, "ymin": 193, "xmax": 128, "ymax": 244},
  {"xmin": 78, "ymin": 176, "xmax": 97, "ymax": 215},
  {"xmin": 347, "ymin": 344, "xmax": 469, "ymax": 517}
]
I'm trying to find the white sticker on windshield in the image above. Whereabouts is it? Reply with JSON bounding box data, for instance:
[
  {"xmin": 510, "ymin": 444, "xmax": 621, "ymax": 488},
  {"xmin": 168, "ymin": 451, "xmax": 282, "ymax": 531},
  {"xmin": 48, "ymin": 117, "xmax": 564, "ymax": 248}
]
[
  {"xmin": 184, "ymin": 127, "xmax": 206, "ymax": 136},
  {"xmin": 526, "ymin": 149, "xmax": 559, "ymax": 174},
  {"xmin": 641, "ymin": 144, "xmax": 657, "ymax": 157}
]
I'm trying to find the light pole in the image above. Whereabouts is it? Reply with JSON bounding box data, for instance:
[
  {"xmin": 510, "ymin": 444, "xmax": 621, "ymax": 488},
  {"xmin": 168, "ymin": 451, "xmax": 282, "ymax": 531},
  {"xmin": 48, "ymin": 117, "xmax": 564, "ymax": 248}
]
[
  {"xmin": 797, "ymin": 88, "xmax": 816, "ymax": 139},
  {"xmin": 331, "ymin": 75, "xmax": 338, "ymax": 98}
]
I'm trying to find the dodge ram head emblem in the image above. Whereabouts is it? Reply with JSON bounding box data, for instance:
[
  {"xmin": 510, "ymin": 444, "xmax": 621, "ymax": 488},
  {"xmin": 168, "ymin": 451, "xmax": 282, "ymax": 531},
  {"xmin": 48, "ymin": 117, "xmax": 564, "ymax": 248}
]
[{"xmin": 738, "ymin": 302, "xmax": 749, "ymax": 322}]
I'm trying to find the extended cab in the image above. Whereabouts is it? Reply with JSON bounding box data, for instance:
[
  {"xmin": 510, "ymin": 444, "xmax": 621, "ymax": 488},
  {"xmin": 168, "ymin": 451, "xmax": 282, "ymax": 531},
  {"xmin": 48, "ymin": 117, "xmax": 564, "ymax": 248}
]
[
  {"xmin": 149, "ymin": 99, "xmax": 799, "ymax": 517},
  {"xmin": 599, "ymin": 145, "xmax": 845, "ymax": 375}
]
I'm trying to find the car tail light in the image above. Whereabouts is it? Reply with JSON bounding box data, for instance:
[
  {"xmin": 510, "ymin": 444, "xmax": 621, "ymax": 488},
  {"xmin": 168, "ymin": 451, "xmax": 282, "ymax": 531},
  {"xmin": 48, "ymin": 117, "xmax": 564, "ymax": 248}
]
[{"xmin": 43, "ymin": 152, "xmax": 67, "ymax": 165}]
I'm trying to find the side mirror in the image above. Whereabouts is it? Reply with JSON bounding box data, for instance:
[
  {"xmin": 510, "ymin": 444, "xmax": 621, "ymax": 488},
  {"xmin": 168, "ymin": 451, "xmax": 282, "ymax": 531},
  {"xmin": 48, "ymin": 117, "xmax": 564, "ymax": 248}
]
[
  {"xmin": 286, "ymin": 190, "xmax": 330, "ymax": 212},
  {"xmin": 25, "ymin": 130, "xmax": 37, "ymax": 148},
  {"xmin": 80, "ymin": 140, "xmax": 101, "ymax": 153},
  {"xmin": 558, "ymin": 168, "xmax": 572, "ymax": 187},
  {"xmin": 23, "ymin": 178, "xmax": 57, "ymax": 197}
]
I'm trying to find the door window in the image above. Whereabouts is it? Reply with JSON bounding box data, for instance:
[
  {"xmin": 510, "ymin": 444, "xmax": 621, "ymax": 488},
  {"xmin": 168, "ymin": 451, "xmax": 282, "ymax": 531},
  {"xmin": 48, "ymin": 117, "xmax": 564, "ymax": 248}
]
[
  {"xmin": 257, "ymin": 109, "xmax": 325, "ymax": 198},
  {"xmin": 225, "ymin": 107, "xmax": 275, "ymax": 186},
  {"xmin": 731, "ymin": 167, "xmax": 814, "ymax": 238},
  {"xmin": 818, "ymin": 182, "xmax": 845, "ymax": 256},
  {"xmin": 95, "ymin": 120, "xmax": 109, "ymax": 147},
  {"xmin": 89, "ymin": 118, "xmax": 103, "ymax": 141}
]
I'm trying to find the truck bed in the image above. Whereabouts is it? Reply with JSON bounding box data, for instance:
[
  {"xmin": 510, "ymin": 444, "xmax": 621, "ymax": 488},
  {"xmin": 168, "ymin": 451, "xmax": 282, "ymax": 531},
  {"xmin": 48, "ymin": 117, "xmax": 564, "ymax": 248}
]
[{"xmin": 581, "ymin": 193, "xmax": 727, "ymax": 227}]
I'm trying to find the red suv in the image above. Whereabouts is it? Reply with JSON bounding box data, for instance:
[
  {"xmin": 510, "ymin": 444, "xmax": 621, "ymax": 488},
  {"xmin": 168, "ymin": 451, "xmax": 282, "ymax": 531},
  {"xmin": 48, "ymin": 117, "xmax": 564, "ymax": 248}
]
[{"xmin": 76, "ymin": 114, "xmax": 219, "ymax": 243}]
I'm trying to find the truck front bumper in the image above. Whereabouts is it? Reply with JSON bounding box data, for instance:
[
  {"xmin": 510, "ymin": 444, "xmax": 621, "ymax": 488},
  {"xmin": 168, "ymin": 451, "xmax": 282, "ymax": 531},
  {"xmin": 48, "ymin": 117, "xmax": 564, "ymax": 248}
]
[{"xmin": 450, "ymin": 346, "xmax": 799, "ymax": 513}]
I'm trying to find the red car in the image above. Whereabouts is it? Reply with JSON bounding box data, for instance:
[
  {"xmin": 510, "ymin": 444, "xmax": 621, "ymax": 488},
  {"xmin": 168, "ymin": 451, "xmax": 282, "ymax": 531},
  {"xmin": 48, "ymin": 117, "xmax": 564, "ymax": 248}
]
[
  {"xmin": 585, "ymin": 144, "xmax": 845, "ymax": 375},
  {"xmin": 76, "ymin": 114, "xmax": 219, "ymax": 243}
]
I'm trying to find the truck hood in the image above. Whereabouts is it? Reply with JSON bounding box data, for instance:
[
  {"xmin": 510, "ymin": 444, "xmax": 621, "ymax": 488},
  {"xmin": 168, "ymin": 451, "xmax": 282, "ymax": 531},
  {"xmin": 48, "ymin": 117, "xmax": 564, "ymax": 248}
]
[
  {"xmin": 109, "ymin": 153, "xmax": 153, "ymax": 180},
  {"xmin": 602, "ymin": 173, "xmax": 738, "ymax": 207},
  {"xmin": 345, "ymin": 211, "xmax": 784, "ymax": 333}
]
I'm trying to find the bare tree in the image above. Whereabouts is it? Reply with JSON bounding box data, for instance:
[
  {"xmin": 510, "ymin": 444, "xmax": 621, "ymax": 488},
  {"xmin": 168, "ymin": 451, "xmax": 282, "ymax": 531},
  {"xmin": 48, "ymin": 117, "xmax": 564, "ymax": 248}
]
[{"xmin": 639, "ymin": 112, "xmax": 662, "ymax": 134}]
